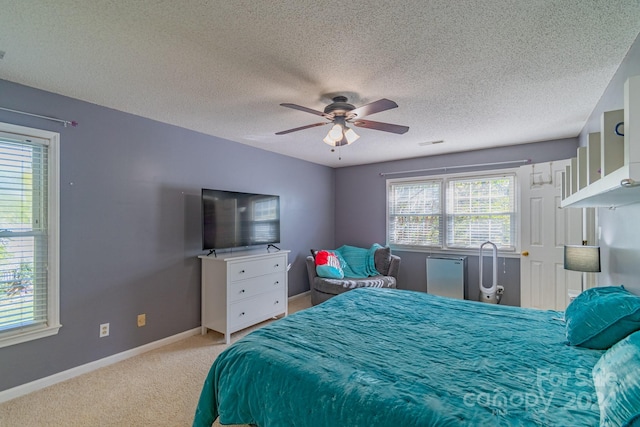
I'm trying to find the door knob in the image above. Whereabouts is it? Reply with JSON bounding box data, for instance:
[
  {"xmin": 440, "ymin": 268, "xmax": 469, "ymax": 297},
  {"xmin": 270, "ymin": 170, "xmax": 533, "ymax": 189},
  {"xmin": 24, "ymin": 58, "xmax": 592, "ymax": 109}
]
[{"xmin": 521, "ymin": 251, "xmax": 529, "ymax": 256}]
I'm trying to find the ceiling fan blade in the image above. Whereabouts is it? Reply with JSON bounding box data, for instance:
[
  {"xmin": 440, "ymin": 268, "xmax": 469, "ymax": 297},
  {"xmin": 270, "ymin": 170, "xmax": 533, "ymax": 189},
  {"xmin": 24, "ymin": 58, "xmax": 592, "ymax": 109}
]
[
  {"xmin": 275, "ymin": 122, "xmax": 329, "ymax": 135},
  {"xmin": 352, "ymin": 119, "xmax": 409, "ymax": 135},
  {"xmin": 349, "ymin": 98, "xmax": 398, "ymax": 118},
  {"xmin": 280, "ymin": 103, "xmax": 327, "ymax": 117}
]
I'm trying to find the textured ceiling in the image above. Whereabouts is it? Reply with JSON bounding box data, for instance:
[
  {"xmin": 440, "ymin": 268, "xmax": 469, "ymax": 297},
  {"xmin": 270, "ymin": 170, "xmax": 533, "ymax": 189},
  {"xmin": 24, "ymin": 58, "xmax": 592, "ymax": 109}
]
[{"xmin": 1, "ymin": 1, "xmax": 639, "ymax": 167}]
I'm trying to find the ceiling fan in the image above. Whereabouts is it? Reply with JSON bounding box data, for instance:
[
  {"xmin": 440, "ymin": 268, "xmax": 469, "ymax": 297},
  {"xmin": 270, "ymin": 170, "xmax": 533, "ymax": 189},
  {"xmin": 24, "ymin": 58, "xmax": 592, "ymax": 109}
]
[{"xmin": 275, "ymin": 96, "xmax": 409, "ymax": 147}]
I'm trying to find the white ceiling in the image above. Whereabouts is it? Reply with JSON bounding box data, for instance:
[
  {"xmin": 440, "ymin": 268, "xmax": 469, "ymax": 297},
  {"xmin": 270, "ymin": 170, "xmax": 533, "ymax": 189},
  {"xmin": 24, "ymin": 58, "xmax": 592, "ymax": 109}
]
[{"xmin": 1, "ymin": 1, "xmax": 639, "ymax": 167}]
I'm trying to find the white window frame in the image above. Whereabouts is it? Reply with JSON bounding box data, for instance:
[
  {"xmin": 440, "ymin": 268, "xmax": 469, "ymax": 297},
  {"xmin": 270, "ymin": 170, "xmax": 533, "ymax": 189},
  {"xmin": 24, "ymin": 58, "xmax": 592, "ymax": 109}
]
[
  {"xmin": 387, "ymin": 178, "xmax": 443, "ymax": 248},
  {"xmin": 0, "ymin": 122, "xmax": 60, "ymax": 348},
  {"xmin": 386, "ymin": 168, "xmax": 519, "ymax": 255}
]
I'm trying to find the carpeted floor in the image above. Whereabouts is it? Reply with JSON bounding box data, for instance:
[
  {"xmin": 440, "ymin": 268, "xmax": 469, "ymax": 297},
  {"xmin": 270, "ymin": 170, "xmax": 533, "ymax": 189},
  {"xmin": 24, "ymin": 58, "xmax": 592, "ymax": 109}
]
[{"xmin": 0, "ymin": 293, "xmax": 311, "ymax": 427}]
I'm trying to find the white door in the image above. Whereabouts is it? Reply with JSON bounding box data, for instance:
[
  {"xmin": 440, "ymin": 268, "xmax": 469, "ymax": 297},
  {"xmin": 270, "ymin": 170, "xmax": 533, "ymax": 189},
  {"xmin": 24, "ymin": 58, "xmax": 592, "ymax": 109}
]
[{"xmin": 518, "ymin": 160, "xmax": 582, "ymax": 310}]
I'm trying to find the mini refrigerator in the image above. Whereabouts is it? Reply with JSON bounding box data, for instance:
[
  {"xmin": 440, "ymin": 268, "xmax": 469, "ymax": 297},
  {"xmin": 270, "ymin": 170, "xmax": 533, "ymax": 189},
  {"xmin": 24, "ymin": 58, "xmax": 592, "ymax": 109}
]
[{"xmin": 426, "ymin": 256, "xmax": 467, "ymax": 299}]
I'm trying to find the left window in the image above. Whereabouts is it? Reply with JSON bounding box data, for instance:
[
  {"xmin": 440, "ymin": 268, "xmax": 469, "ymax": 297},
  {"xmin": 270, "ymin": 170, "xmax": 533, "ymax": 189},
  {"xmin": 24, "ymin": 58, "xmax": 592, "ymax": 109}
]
[{"xmin": 0, "ymin": 122, "xmax": 60, "ymax": 348}]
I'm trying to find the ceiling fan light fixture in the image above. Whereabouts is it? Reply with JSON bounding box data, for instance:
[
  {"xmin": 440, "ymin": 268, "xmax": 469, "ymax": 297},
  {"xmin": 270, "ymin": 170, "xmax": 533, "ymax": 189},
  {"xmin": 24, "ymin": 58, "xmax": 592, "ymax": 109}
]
[
  {"xmin": 328, "ymin": 123, "xmax": 343, "ymax": 141},
  {"xmin": 344, "ymin": 127, "xmax": 359, "ymax": 144},
  {"xmin": 323, "ymin": 134, "xmax": 337, "ymax": 146},
  {"xmin": 277, "ymin": 96, "xmax": 409, "ymax": 148}
]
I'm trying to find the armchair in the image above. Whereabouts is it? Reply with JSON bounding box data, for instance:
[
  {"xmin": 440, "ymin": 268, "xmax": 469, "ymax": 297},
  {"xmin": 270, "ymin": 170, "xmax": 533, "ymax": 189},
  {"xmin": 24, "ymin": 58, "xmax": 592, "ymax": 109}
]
[{"xmin": 306, "ymin": 247, "xmax": 400, "ymax": 306}]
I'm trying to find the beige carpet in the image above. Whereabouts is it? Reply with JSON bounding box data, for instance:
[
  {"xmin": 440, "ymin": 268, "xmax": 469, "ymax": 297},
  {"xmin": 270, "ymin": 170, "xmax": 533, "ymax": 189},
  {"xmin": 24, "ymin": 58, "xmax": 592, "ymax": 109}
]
[{"xmin": 0, "ymin": 294, "xmax": 311, "ymax": 427}]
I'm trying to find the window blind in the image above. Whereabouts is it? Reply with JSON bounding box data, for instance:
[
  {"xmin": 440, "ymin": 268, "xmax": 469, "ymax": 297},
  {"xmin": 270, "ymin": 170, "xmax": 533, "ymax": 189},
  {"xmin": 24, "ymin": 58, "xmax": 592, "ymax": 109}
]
[
  {"xmin": 388, "ymin": 180, "xmax": 442, "ymax": 247},
  {"xmin": 387, "ymin": 172, "xmax": 517, "ymax": 251},
  {"xmin": 446, "ymin": 175, "xmax": 515, "ymax": 249},
  {"xmin": 0, "ymin": 134, "xmax": 49, "ymax": 335}
]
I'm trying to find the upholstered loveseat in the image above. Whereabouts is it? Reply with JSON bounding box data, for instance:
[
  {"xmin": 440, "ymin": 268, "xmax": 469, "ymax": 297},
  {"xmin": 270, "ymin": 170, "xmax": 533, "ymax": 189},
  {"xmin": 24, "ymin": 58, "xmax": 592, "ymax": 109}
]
[{"xmin": 306, "ymin": 245, "xmax": 400, "ymax": 306}]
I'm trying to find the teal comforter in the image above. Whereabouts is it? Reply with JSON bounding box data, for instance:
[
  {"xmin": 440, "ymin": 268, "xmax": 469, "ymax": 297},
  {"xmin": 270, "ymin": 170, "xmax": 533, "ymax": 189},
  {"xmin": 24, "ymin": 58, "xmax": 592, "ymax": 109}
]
[{"xmin": 193, "ymin": 288, "xmax": 603, "ymax": 426}]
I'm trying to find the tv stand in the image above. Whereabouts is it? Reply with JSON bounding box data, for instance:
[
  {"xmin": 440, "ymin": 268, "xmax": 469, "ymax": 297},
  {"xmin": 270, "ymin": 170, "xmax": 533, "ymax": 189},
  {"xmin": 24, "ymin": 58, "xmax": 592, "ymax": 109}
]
[{"xmin": 198, "ymin": 250, "xmax": 290, "ymax": 344}]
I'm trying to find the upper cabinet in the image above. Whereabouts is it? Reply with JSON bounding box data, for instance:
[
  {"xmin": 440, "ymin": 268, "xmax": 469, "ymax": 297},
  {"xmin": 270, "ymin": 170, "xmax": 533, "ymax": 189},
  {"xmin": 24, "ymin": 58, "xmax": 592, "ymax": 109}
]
[{"xmin": 562, "ymin": 75, "xmax": 640, "ymax": 208}]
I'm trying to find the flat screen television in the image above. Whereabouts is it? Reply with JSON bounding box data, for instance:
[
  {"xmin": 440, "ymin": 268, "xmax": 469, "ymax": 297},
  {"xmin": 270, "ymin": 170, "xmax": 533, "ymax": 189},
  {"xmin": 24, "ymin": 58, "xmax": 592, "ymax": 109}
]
[{"xmin": 202, "ymin": 188, "xmax": 280, "ymax": 252}]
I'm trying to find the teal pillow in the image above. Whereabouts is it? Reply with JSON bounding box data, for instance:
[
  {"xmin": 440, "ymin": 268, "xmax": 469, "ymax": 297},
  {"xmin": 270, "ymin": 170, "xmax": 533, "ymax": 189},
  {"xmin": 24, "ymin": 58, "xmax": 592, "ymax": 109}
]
[
  {"xmin": 565, "ymin": 286, "xmax": 640, "ymax": 349},
  {"xmin": 593, "ymin": 330, "xmax": 640, "ymax": 426}
]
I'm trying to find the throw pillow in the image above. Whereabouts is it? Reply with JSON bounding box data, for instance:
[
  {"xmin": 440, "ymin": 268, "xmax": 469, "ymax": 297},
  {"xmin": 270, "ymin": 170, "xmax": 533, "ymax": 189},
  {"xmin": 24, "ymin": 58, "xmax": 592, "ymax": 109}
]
[
  {"xmin": 314, "ymin": 250, "xmax": 344, "ymax": 279},
  {"xmin": 374, "ymin": 246, "xmax": 392, "ymax": 275},
  {"xmin": 593, "ymin": 330, "xmax": 640, "ymax": 426},
  {"xmin": 565, "ymin": 285, "xmax": 640, "ymax": 349}
]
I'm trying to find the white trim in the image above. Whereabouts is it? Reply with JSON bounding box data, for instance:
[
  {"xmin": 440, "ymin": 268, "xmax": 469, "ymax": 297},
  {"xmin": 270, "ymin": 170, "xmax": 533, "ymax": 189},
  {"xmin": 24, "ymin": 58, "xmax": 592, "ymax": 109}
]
[
  {"xmin": 48, "ymin": 131, "xmax": 61, "ymax": 339},
  {"xmin": 1, "ymin": 292, "xmax": 310, "ymax": 403},
  {"xmin": 0, "ymin": 122, "xmax": 61, "ymax": 348},
  {"xmin": 0, "ymin": 327, "xmax": 201, "ymax": 404},
  {"xmin": 288, "ymin": 290, "xmax": 310, "ymax": 301},
  {"xmin": 386, "ymin": 167, "xmax": 519, "ymax": 252},
  {"xmin": 390, "ymin": 247, "xmax": 521, "ymax": 259},
  {"xmin": 0, "ymin": 323, "xmax": 62, "ymax": 348},
  {"xmin": 0, "ymin": 121, "xmax": 60, "ymax": 139}
]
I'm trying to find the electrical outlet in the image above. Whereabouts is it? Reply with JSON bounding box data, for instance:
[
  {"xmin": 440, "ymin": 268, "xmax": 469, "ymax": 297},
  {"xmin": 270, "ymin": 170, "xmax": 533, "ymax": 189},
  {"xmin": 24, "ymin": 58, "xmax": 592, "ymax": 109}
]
[
  {"xmin": 137, "ymin": 314, "xmax": 146, "ymax": 327},
  {"xmin": 100, "ymin": 323, "xmax": 109, "ymax": 337}
]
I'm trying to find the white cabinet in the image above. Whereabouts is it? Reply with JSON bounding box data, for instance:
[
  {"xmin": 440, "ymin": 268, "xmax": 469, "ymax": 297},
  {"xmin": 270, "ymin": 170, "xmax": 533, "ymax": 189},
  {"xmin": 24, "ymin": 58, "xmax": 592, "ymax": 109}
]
[
  {"xmin": 199, "ymin": 250, "xmax": 289, "ymax": 344},
  {"xmin": 562, "ymin": 75, "xmax": 640, "ymax": 208}
]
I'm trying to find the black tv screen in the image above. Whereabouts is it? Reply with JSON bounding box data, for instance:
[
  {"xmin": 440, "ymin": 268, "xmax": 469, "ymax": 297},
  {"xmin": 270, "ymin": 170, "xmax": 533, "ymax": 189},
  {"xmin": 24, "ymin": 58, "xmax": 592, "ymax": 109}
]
[{"xmin": 202, "ymin": 188, "xmax": 280, "ymax": 251}]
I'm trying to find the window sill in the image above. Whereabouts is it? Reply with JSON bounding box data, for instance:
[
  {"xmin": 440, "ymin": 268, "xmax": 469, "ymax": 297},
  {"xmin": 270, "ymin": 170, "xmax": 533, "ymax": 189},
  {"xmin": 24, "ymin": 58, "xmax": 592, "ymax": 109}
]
[
  {"xmin": 0, "ymin": 323, "xmax": 62, "ymax": 349},
  {"xmin": 389, "ymin": 246, "xmax": 521, "ymax": 259}
]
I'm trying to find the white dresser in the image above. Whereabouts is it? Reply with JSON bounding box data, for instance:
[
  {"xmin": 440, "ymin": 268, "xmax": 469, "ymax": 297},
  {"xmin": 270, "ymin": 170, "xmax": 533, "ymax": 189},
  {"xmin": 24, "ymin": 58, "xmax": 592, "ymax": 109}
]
[{"xmin": 199, "ymin": 250, "xmax": 289, "ymax": 344}]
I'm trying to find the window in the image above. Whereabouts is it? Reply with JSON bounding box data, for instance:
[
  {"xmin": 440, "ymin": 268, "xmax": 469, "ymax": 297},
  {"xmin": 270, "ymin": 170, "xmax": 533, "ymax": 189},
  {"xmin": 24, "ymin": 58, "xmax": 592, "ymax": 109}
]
[
  {"xmin": 387, "ymin": 172, "xmax": 517, "ymax": 251},
  {"xmin": 0, "ymin": 123, "xmax": 60, "ymax": 348},
  {"xmin": 446, "ymin": 175, "xmax": 516, "ymax": 249},
  {"xmin": 388, "ymin": 180, "xmax": 442, "ymax": 247}
]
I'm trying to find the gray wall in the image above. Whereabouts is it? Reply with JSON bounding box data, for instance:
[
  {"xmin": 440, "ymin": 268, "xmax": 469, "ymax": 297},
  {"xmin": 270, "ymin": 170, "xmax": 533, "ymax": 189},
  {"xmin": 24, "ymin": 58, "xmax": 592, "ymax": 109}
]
[
  {"xmin": 578, "ymin": 33, "xmax": 640, "ymax": 295},
  {"xmin": 4, "ymin": 31, "xmax": 637, "ymax": 392},
  {"xmin": 334, "ymin": 139, "xmax": 579, "ymax": 306},
  {"xmin": 0, "ymin": 79, "xmax": 335, "ymax": 391}
]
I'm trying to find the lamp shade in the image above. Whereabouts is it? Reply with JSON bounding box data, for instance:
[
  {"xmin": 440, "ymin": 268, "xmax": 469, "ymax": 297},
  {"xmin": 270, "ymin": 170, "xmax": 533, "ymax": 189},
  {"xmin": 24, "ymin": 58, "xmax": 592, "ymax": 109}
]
[
  {"xmin": 564, "ymin": 245, "xmax": 601, "ymax": 272},
  {"xmin": 344, "ymin": 127, "xmax": 360, "ymax": 144},
  {"xmin": 328, "ymin": 124, "xmax": 343, "ymax": 141}
]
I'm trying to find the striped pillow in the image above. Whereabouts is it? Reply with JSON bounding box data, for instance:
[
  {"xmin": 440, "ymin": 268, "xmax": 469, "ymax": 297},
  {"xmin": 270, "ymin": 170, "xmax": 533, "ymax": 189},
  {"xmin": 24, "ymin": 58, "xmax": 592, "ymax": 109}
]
[{"xmin": 315, "ymin": 250, "xmax": 344, "ymax": 279}]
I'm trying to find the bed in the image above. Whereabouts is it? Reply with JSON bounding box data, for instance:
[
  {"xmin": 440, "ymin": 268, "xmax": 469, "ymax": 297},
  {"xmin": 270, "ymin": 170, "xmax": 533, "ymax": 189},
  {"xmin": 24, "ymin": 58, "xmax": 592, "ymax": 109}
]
[{"xmin": 193, "ymin": 286, "xmax": 640, "ymax": 427}]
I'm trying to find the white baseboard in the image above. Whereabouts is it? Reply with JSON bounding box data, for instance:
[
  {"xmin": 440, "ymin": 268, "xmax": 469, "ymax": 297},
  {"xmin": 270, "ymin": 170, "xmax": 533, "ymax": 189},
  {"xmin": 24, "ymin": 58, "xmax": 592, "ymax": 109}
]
[
  {"xmin": 1, "ymin": 294, "xmax": 308, "ymax": 404},
  {"xmin": 289, "ymin": 290, "xmax": 310, "ymax": 301},
  {"xmin": 0, "ymin": 327, "xmax": 201, "ymax": 404}
]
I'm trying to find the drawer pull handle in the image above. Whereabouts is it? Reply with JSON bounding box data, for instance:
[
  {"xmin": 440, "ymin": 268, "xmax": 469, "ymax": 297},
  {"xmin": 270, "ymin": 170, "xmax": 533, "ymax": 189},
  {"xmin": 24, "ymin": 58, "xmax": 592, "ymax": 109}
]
[
  {"xmin": 274, "ymin": 264, "xmax": 279, "ymax": 267},
  {"xmin": 275, "ymin": 301, "xmax": 279, "ymax": 304},
  {"xmin": 239, "ymin": 269, "xmax": 245, "ymax": 274},
  {"xmin": 240, "ymin": 289, "xmax": 245, "ymax": 293},
  {"xmin": 274, "ymin": 281, "xmax": 279, "ymax": 285},
  {"xmin": 240, "ymin": 312, "xmax": 245, "ymax": 316}
]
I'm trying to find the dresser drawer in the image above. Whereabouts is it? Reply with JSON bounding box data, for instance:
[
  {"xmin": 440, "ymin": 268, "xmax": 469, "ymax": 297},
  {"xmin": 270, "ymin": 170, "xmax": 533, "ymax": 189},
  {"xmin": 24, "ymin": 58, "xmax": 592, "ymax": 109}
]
[
  {"xmin": 228, "ymin": 290, "xmax": 286, "ymax": 330},
  {"xmin": 228, "ymin": 272, "xmax": 285, "ymax": 303},
  {"xmin": 227, "ymin": 255, "xmax": 287, "ymax": 282}
]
